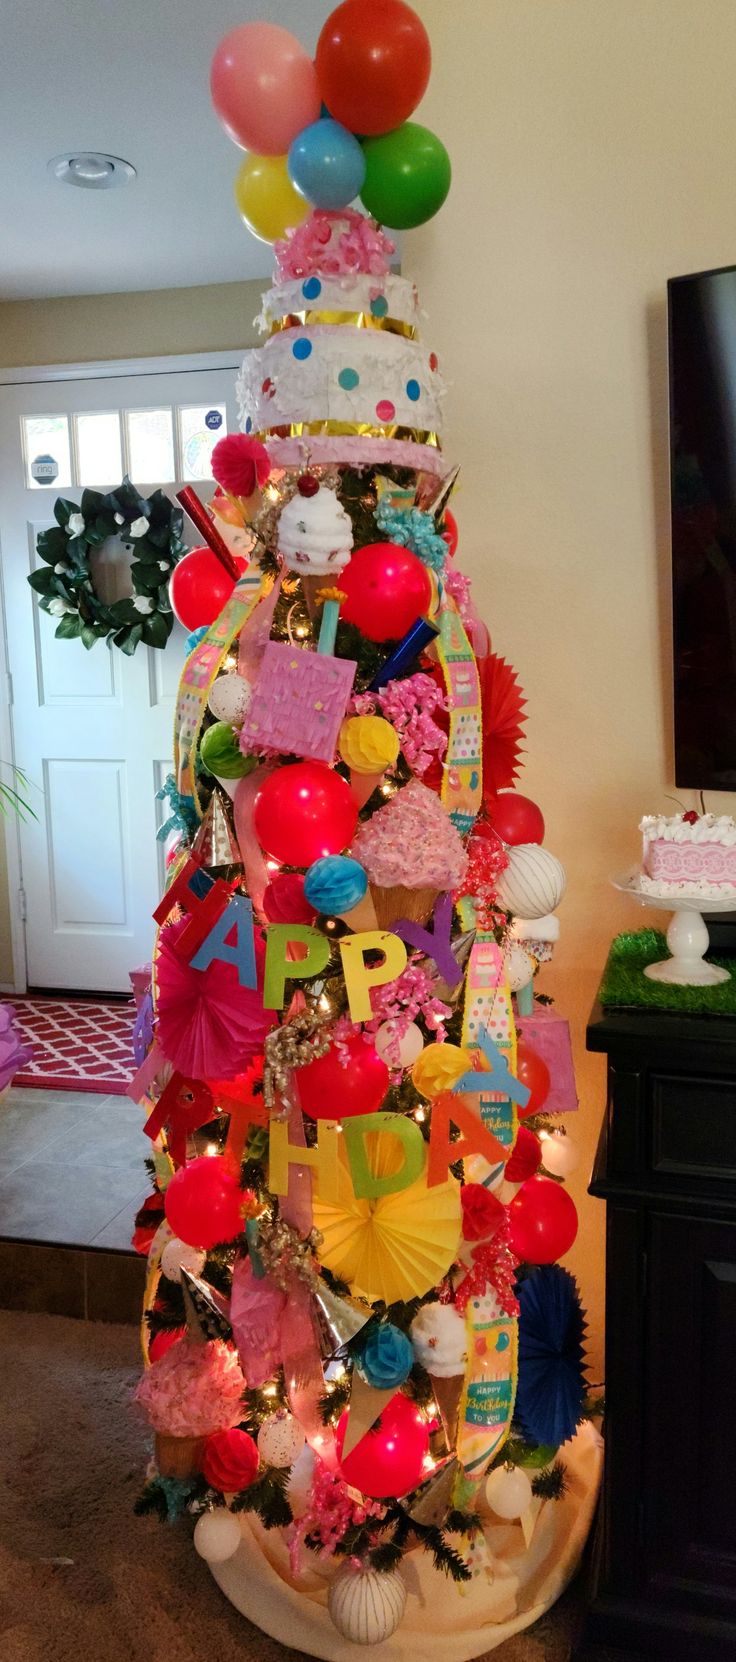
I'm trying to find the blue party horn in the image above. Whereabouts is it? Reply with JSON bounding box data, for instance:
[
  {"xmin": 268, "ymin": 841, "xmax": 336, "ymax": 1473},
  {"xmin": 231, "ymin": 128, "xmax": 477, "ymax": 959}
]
[{"xmin": 368, "ymin": 616, "xmax": 440, "ymax": 690}]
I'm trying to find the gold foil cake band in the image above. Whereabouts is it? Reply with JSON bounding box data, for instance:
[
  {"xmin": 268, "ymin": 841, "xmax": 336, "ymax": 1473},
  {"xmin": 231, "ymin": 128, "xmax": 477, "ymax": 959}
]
[
  {"xmin": 256, "ymin": 420, "xmax": 441, "ymax": 447},
  {"xmin": 269, "ymin": 310, "xmax": 417, "ymax": 339}
]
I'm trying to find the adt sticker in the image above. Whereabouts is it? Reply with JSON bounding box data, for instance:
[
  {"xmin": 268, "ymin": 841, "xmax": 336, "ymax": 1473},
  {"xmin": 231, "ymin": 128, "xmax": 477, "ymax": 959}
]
[
  {"xmin": 31, "ymin": 454, "xmax": 58, "ymax": 485},
  {"xmin": 204, "ymin": 410, "xmax": 223, "ymax": 431}
]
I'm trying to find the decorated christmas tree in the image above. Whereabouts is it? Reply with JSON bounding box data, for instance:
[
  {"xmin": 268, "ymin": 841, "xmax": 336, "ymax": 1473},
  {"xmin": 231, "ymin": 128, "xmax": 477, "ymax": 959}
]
[{"xmin": 131, "ymin": 4, "xmax": 599, "ymax": 1652}]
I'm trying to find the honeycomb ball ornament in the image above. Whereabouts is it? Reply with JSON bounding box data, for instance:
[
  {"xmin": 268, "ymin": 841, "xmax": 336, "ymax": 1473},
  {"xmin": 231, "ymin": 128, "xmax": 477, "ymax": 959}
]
[
  {"xmin": 193, "ymin": 1509, "xmax": 242, "ymax": 1564},
  {"xmin": 495, "ymin": 844, "xmax": 566, "ymax": 920},
  {"xmin": 486, "ymin": 1463, "xmax": 534, "ymax": 1520},
  {"xmin": 327, "ymin": 1563, "xmax": 408, "ymax": 1646},
  {"xmin": 257, "ymin": 1410, "xmax": 306, "ymax": 1469},
  {"xmin": 159, "ymin": 1239, "xmax": 206, "ymax": 1284}
]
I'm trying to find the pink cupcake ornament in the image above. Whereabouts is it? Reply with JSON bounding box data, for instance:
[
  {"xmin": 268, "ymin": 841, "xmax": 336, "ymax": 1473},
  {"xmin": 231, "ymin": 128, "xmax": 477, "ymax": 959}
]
[
  {"xmin": 135, "ymin": 1335, "xmax": 245, "ymax": 1478},
  {"xmin": 351, "ymin": 780, "xmax": 468, "ymax": 928}
]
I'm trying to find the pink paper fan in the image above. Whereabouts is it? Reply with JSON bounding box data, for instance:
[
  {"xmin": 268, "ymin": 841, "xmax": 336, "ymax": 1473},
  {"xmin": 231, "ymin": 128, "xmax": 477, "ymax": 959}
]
[{"xmin": 156, "ymin": 917, "xmax": 273, "ymax": 1080}]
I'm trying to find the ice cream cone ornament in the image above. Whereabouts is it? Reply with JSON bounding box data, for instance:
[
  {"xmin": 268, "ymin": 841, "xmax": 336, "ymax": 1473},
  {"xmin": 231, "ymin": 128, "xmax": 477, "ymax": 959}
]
[
  {"xmin": 277, "ymin": 474, "xmax": 354, "ymax": 619},
  {"xmin": 339, "ymin": 714, "xmax": 400, "ymax": 807}
]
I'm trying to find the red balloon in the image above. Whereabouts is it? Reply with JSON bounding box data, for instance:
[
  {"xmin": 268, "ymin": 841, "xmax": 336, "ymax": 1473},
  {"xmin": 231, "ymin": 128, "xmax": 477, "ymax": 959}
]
[
  {"xmin": 508, "ymin": 1175, "xmax": 578, "ymax": 1264},
  {"xmin": 515, "ymin": 1041, "xmax": 551, "ymax": 1118},
  {"xmin": 442, "ymin": 508, "xmax": 459, "ymax": 558},
  {"xmin": 202, "ymin": 1427, "xmax": 259, "ymax": 1492},
  {"xmin": 505, "ymin": 1125, "xmax": 542, "ymax": 1184},
  {"xmin": 295, "ymin": 1032, "xmax": 389, "ymax": 1120},
  {"xmin": 486, "ymin": 792, "xmax": 545, "ymax": 846},
  {"xmin": 164, "ymin": 1157, "xmax": 244, "ymax": 1250},
  {"xmin": 263, "ymin": 872, "xmax": 315, "ymax": 925},
  {"xmin": 254, "ymin": 762, "xmax": 358, "ymax": 866},
  {"xmin": 169, "ymin": 547, "xmax": 244, "ymax": 633},
  {"xmin": 316, "ymin": 0, "xmax": 431, "ymax": 137},
  {"xmin": 336, "ymin": 1392, "xmax": 429, "ymax": 1497},
  {"xmin": 340, "ymin": 542, "xmax": 432, "ymax": 642}
]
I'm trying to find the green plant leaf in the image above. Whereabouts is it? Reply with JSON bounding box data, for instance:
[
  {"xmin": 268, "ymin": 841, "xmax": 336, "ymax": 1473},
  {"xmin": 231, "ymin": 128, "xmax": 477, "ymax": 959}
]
[
  {"xmin": 141, "ymin": 611, "xmax": 169, "ymax": 648},
  {"xmin": 80, "ymin": 487, "xmax": 105, "ymax": 517},
  {"xmin": 80, "ymin": 623, "xmax": 101, "ymax": 650},
  {"xmin": 53, "ymin": 497, "xmax": 78, "ymax": 529},
  {"xmin": 27, "ymin": 569, "xmax": 54, "ymax": 594},
  {"xmin": 55, "ymin": 613, "xmax": 81, "ymax": 639},
  {"xmin": 121, "ymin": 624, "xmax": 143, "ymax": 656},
  {"xmin": 36, "ymin": 526, "xmax": 67, "ymax": 563}
]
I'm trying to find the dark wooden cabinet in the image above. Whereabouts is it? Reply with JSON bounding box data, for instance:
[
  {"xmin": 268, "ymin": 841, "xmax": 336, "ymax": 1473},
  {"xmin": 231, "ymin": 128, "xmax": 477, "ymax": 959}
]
[{"xmin": 573, "ymin": 1004, "xmax": 736, "ymax": 1661}]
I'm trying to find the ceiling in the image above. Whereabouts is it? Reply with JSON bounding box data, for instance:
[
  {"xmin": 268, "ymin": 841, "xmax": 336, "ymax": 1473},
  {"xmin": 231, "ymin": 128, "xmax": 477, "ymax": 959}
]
[{"xmin": 0, "ymin": 0, "xmax": 334, "ymax": 300}]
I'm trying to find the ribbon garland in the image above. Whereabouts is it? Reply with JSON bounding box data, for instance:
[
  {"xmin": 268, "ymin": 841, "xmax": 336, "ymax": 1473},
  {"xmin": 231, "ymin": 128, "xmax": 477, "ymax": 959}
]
[
  {"xmin": 436, "ymin": 599, "xmax": 484, "ymax": 833},
  {"xmin": 270, "ymin": 309, "xmax": 417, "ymax": 339},
  {"xmin": 174, "ymin": 566, "xmax": 267, "ymax": 811}
]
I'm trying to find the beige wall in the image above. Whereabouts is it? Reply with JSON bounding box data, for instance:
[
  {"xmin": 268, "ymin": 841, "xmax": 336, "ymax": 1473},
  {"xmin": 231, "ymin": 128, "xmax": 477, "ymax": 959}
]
[
  {"xmin": 413, "ymin": 0, "xmax": 736, "ymax": 1374},
  {"xmin": 0, "ymin": 278, "xmax": 263, "ymax": 368}
]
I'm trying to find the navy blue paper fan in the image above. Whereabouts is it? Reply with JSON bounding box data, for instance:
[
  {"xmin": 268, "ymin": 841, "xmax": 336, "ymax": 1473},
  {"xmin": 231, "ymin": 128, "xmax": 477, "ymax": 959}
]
[{"xmin": 516, "ymin": 1264, "xmax": 587, "ymax": 1447}]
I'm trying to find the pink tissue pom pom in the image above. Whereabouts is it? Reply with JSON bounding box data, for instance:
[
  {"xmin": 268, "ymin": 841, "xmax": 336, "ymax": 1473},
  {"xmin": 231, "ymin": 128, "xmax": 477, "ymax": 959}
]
[
  {"xmin": 135, "ymin": 1336, "xmax": 245, "ymax": 1438},
  {"xmin": 211, "ymin": 434, "xmax": 271, "ymax": 498}
]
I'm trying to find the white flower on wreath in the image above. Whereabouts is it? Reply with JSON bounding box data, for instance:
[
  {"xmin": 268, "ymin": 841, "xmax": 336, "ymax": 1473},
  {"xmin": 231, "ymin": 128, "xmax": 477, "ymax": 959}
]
[
  {"xmin": 66, "ymin": 513, "xmax": 85, "ymax": 536},
  {"xmin": 48, "ymin": 597, "xmax": 74, "ymax": 616},
  {"xmin": 129, "ymin": 516, "xmax": 149, "ymax": 538},
  {"xmin": 54, "ymin": 562, "xmax": 69, "ymax": 575},
  {"xmin": 133, "ymin": 595, "xmax": 154, "ymax": 614},
  {"xmin": 157, "ymin": 560, "xmax": 169, "ymax": 571},
  {"xmin": 114, "ymin": 513, "xmax": 125, "ymax": 525}
]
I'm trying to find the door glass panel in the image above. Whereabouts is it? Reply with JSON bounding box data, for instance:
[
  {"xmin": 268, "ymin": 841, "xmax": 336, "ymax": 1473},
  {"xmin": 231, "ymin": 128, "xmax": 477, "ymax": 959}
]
[
  {"xmin": 75, "ymin": 411, "xmax": 123, "ymax": 486},
  {"xmin": 178, "ymin": 404, "xmax": 227, "ymax": 480},
  {"xmin": 125, "ymin": 408, "xmax": 175, "ymax": 483},
  {"xmin": 22, "ymin": 414, "xmax": 72, "ymax": 490}
]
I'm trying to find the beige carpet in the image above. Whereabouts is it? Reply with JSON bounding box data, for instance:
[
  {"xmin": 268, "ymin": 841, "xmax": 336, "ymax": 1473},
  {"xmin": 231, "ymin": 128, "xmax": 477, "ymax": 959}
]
[{"xmin": 0, "ymin": 1310, "xmax": 584, "ymax": 1662}]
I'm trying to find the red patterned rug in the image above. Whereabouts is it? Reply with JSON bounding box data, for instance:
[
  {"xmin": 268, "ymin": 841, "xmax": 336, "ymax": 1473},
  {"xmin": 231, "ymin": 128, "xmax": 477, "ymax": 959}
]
[{"xmin": 3, "ymin": 997, "xmax": 135, "ymax": 1095}]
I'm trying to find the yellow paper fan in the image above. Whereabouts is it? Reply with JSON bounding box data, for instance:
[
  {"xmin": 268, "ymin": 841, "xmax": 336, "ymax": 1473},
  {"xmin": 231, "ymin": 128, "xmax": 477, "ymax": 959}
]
[{"xmin": 313, "ymin": 1130, "xmax": 462, "ymax": 1305}]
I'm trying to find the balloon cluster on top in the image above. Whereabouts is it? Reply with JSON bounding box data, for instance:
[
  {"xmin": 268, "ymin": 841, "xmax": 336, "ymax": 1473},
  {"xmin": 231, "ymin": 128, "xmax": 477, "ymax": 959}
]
[{"xmin": 210, "ymin": 0, "xmax": 450, "ymax": 241}]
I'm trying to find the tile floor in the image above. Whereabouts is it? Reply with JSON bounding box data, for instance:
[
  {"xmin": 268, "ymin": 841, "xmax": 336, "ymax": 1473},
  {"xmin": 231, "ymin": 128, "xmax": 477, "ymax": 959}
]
[{"xmin": 0, "ymin": 1086, "xmax": 146, "ymax": 1249}]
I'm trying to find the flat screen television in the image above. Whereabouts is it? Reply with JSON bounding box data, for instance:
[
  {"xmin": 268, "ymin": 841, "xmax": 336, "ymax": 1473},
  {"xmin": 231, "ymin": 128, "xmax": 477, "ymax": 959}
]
[{"xmin": 669, "ymin": 262, "xmax": 736, "ymax": 788}]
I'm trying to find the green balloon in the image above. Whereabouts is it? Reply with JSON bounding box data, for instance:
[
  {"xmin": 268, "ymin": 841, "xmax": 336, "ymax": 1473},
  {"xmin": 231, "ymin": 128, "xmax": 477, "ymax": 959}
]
[
  {"xmin": 199, "ymin": 721, "xmax": 254, "ymax": 780},
  {"xmin": 361, "ymin": 122, "xmax": 451, "ymax": 230}
]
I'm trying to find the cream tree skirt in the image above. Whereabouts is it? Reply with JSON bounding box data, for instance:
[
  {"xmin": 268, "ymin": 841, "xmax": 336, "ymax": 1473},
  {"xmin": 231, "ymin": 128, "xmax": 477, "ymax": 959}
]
[{"xmin": 210, "ymin": 1423, "xmax": 602, "ymax": 1660}]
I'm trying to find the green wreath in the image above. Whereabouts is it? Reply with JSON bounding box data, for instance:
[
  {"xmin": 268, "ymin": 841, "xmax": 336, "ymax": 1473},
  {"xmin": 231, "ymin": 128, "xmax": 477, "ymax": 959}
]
[{"xmin": 28, "ymin": 476, "xmax": 186, "ymax": 655}]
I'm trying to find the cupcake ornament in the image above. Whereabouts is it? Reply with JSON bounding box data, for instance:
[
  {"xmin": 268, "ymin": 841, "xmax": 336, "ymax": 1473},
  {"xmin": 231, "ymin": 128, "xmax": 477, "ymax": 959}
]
[{"xmin": 277, "ymin": 475, "xmax": 354, "ymax": 619}]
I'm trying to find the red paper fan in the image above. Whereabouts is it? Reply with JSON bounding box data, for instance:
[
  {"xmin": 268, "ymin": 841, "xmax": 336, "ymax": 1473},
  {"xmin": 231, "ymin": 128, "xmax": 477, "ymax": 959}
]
[
  {"xmin": 477, "ymin": 653, "xmax": 527, "ymax": 803},
  {"xmin": 156, "ymin": 917, "xmax": 273, "ymax": 1081}
]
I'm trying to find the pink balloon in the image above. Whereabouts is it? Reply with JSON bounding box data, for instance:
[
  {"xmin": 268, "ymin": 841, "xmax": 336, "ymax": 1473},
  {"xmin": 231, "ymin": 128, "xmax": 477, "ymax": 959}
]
[{"xmin": 210, "ymin": 23, "xmax": 321, "ymax": 155}]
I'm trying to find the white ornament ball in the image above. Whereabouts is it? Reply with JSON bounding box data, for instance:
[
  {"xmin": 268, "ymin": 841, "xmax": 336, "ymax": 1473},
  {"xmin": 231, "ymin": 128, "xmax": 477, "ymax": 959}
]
[
  {"xmin": 505, "ymin": 943, "xmax": 535, "ymax": 992},
  {"xmin": 286, "ymin": 1442, "xmax": 315, "ymax": 1519},
  {"xmin": 374, "ymin": 1019, "xmax": 424, "ymax": 1068},
  {"xmin": 160, "ymin": 1239, "xmax": 207, "ymax": 1284},
  {"xmin": 207, "ymin": 672, "xmax": 252, "ymax": 727},
  {"xmin": 485, "ymin": 1464, "xmax": 534, "ymax": 1520},
  {"xmin": 496, "ymin": 844, "xmax": 566, "ymax": 921},
  {"xmin": 410, "ymin": 1301, "xmax": 467, "ymax": 1378},
  {"xmin": 193, "ymin": 1509, "xmax": 242, "ymax": 1564},
  {"xmin": 328, "ymin": 1565, "xmax": 407, "ymax": 1646},
  {"xmin": 257, "ymin": 1410, "xmax": 306, "ymax": 1469},
  {"xmin": 541, "ymin": 1134, "xmax": 580, "ymax": 1178}
]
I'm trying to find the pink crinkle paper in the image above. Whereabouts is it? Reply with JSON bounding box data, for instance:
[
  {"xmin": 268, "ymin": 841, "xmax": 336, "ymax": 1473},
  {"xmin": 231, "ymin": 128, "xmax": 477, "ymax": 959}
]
[
  {"xmin": 135, "ymin": 1336, "xmax": 245, "ymax": 1437},
  {"xmin": 0, "ymin": 1005, "xmax": 33, "ymax": 1092},
  {"xmin": 274, "ymin": 209, "xmax": 395, "ymax": 281}
]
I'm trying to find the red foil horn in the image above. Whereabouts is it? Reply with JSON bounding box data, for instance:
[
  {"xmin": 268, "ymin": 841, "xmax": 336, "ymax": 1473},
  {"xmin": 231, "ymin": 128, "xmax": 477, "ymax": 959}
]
[{"xmin": 176, "ymin": 486, "xmax": 241, "ymax": 581}]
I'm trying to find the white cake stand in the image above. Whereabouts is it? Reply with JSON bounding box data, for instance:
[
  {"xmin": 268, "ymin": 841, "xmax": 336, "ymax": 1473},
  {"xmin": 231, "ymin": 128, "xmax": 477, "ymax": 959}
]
[{"xmin": 612, "ymin": 867, "xmax": 736, "ymax": 986}]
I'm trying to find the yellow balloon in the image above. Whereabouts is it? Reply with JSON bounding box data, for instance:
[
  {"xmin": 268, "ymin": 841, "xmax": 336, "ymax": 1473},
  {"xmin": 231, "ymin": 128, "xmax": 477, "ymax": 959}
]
[{"xmin": 234, "ymin": 153, "xmax": 310, "ymax": 244}]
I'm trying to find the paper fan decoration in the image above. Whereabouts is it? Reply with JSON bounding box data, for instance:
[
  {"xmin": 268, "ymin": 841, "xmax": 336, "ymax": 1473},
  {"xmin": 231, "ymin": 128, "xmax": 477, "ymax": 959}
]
[
  {"xmin": 478, "ymin": 652, "xmax": 527, "ymax": 803},
  {"xmin": 313, "ymin": 1132, "xmax": 461, "ymax": 1306},
  {"xmin": 515, "ymin": 1264, "xmax": 587, "ymax": 1447},
  {"xmin": 156, "ymin": 916, "xmax": 272, "ymax": 1081}
]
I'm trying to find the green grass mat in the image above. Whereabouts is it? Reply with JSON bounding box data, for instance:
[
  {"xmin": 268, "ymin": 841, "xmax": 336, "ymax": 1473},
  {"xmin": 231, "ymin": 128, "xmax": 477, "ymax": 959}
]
[{"xmin": 599, "ymin": 928, "xmax": 736, "ymax": 1014}]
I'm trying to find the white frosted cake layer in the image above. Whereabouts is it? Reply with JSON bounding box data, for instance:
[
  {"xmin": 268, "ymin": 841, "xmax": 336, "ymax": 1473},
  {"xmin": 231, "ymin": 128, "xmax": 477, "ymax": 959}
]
[{"xmin": 257, "ymin": 272, "xmax": 421, "ymax": 334}]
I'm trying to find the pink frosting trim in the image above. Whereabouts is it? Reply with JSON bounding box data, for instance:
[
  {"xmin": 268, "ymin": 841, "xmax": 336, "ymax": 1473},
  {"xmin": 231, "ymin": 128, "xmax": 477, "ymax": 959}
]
[{"xmin": 262, "ymin": 436, "xmax": 446, "ymax": 474}]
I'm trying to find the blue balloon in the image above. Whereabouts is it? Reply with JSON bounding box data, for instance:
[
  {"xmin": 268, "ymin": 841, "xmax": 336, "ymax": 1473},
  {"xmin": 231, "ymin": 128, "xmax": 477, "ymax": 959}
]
[{"xmin": 288, "ymin": 118, "xmax": 366, "ymax": 211}]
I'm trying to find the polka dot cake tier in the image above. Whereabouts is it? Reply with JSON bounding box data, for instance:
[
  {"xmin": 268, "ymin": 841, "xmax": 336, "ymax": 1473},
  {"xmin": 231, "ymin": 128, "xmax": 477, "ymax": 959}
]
[{"xmin": 236, "ymin": 209, "xmax": 446, "ymax": 474}]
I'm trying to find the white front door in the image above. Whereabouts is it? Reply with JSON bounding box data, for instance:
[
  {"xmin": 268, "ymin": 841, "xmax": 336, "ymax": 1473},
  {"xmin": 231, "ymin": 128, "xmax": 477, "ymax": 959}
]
[{"xmin": 0, "ymin": 356, "xmax": 240, "ymax": 993}]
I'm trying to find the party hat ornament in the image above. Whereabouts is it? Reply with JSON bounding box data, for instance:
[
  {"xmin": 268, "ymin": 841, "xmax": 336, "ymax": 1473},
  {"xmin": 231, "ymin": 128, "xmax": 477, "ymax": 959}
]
[
  {"xmin": 342, "ymin": 1370, "xmax": 399, "ymax": 1458},
  {"xmin": 407, "ymin": 1457, "xmax": 461, "ymax": 1526},
  {"xmin": 313, "ymin": 1278, "xmax": 373, "ymax": 1356},
  {"xmin": 193, "ymin": 788, "xmax": 243, "ymax": 879},
  {"xmin": 430, "ymin": 928, "xmax": 477, "ymax": 1005},
  {"xmin": 180, "ymin": 1267, "xmax": 233, "ymax": 1344}
]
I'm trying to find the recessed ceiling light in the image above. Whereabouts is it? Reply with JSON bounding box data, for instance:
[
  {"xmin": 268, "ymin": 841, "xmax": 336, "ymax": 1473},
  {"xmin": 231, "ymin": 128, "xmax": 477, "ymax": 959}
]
[{"xmin": 47, "ymin": 152, "xmax": 136, "ymax": 190}]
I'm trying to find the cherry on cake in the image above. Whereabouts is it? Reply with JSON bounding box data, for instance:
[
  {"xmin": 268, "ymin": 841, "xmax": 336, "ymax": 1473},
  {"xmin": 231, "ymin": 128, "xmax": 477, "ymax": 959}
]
[{"xmin": 640, "ymin": 811, "xmax": 736, "ymax": 896}]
